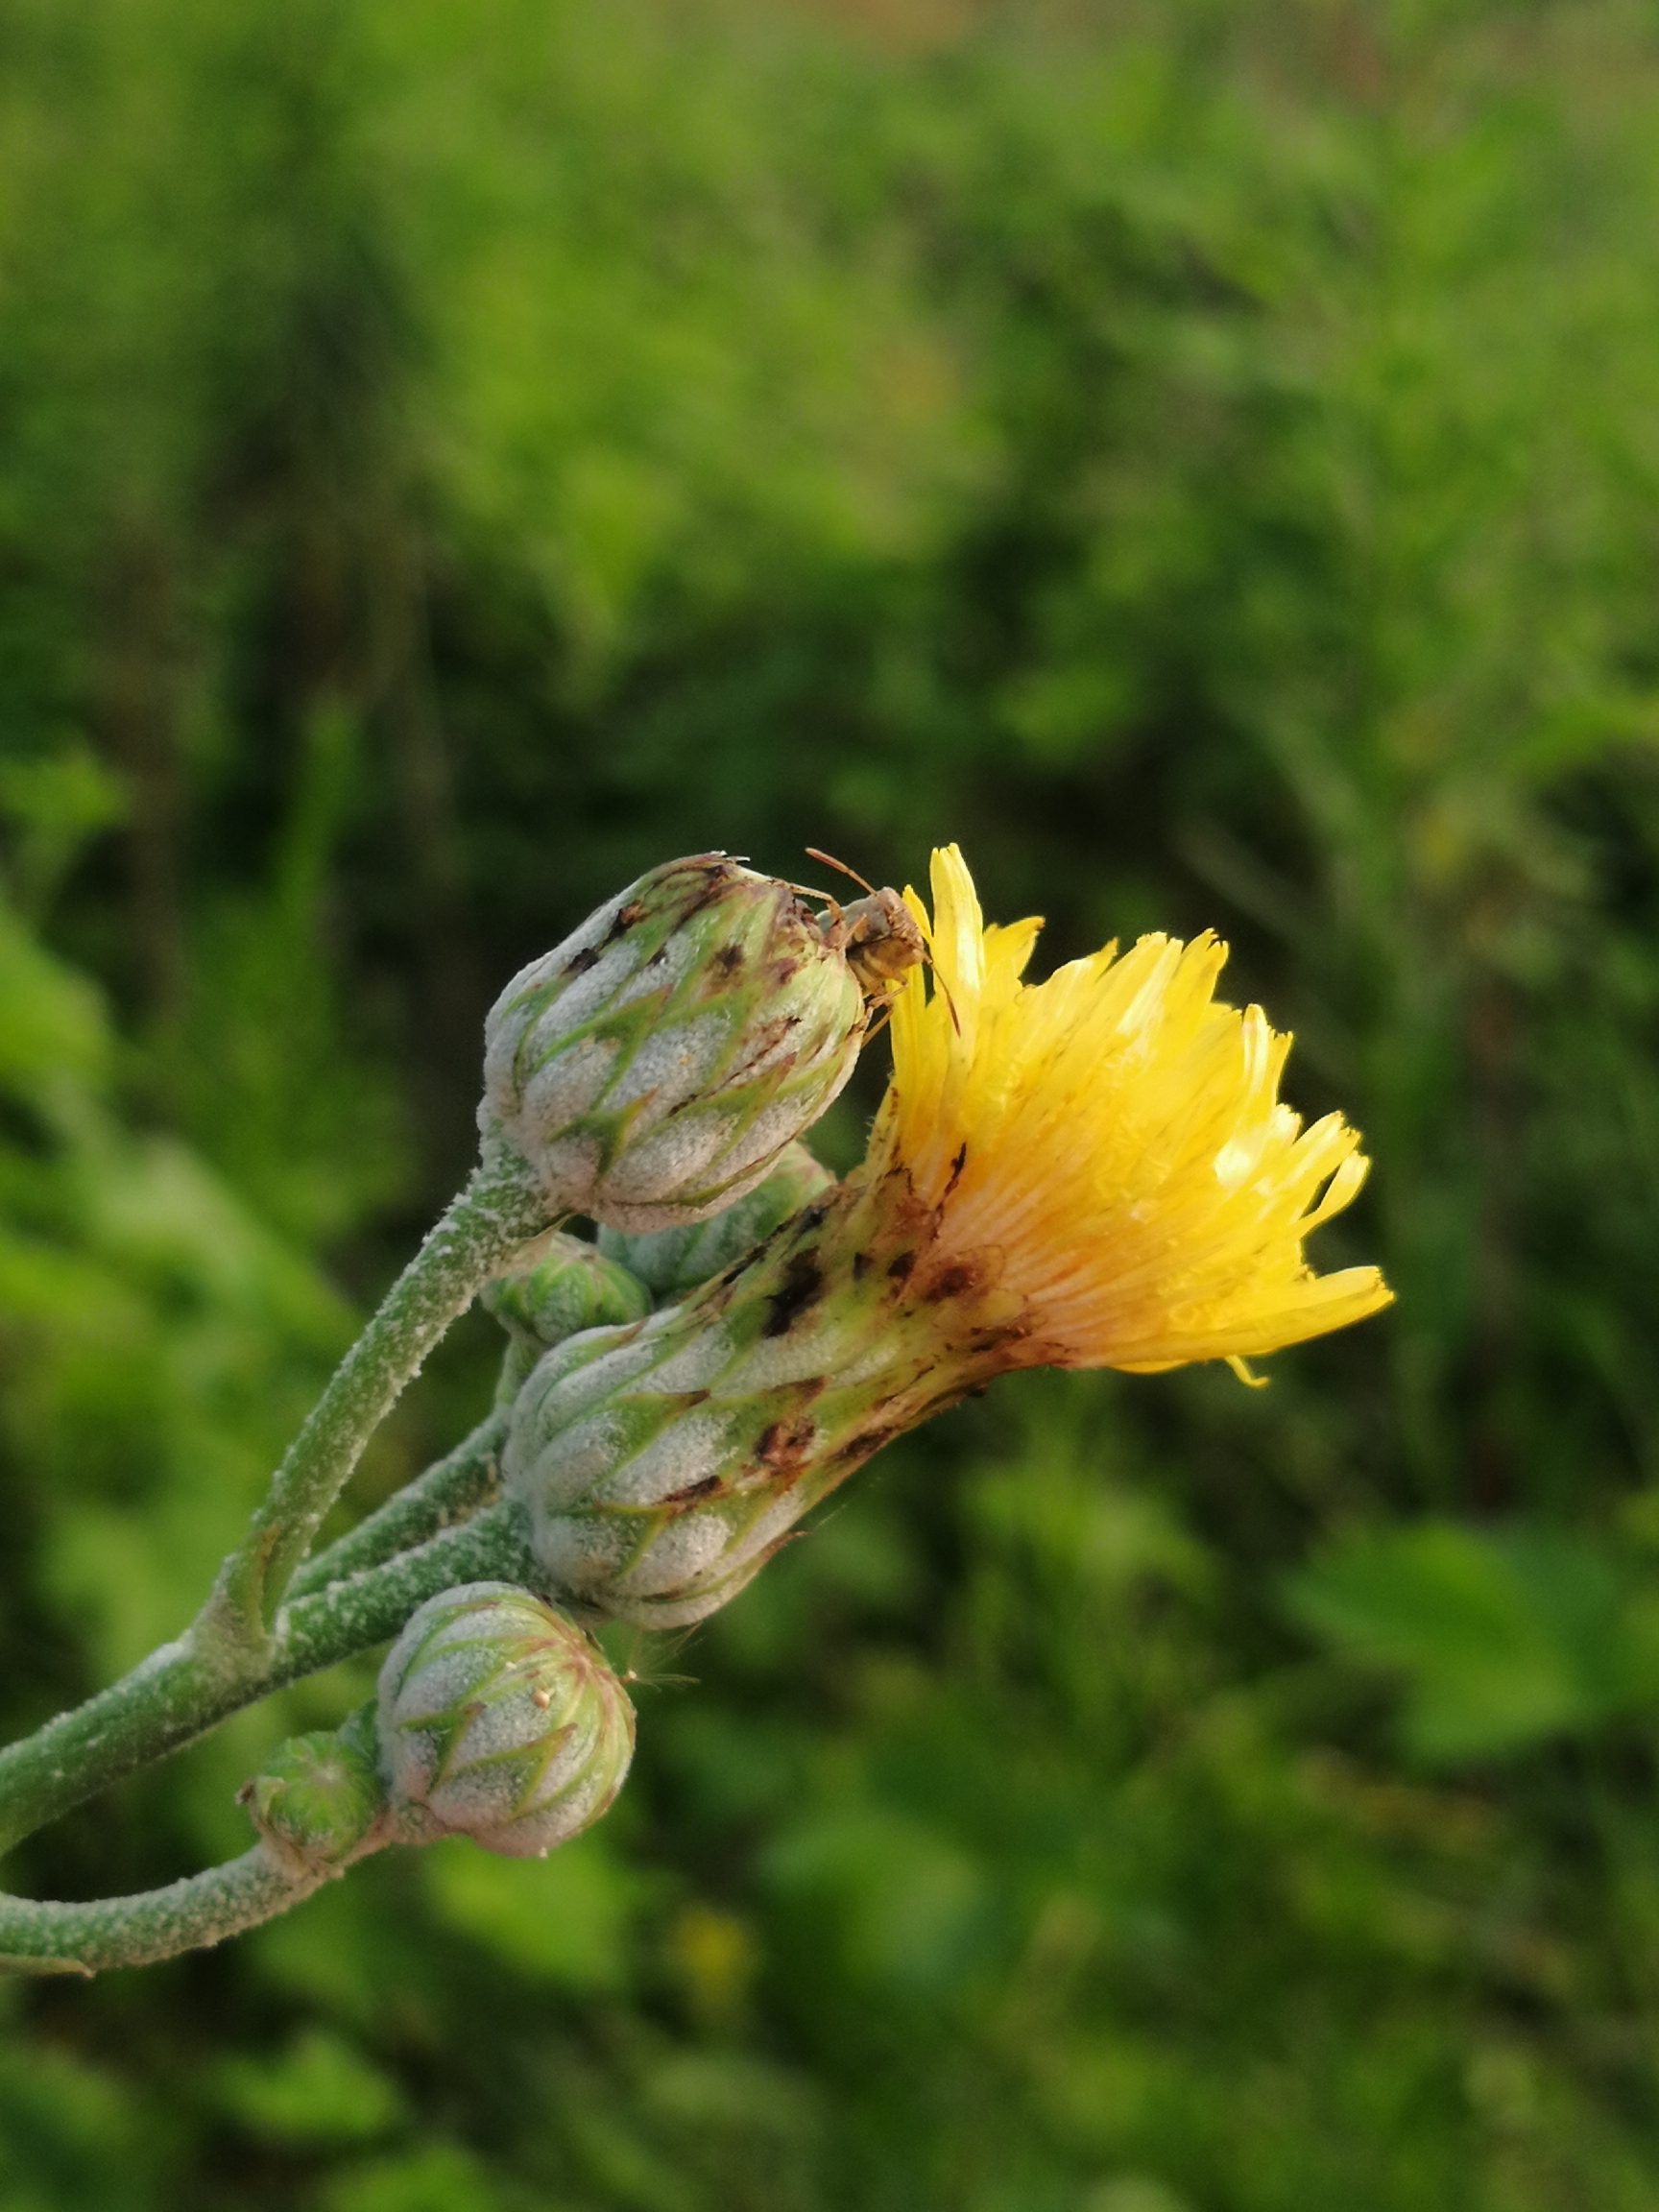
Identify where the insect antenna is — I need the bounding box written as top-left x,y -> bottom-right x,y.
805,846 -> 878,897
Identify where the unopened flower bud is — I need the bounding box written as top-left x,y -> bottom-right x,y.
501,1184 -> 915,1629
239,1706 -> 387,1875
479,854 -> 866,1232
377,1582 -> 634,1858
484,1234 -> 653,1399
502,1165 -> 1021,1628
597,1141 -> 834,1302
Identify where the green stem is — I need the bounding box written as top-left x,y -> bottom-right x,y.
0,1503 -> 540,1858
289,1408 -> 509,1600
199,1160 -> 551,1653
0,1844 -> 334,1977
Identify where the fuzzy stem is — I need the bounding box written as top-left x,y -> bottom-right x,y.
197,1159 -> 551,1657
0,1503 -> 540,1858
0,1844 -> 334,1977
289,1409 -> 509,1600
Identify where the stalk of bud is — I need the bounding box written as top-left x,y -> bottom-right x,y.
484,1234 -> 653,1399
480,854 -> 867,1232
238,1706 -> 388,1877
503,1168 -> 1022,1627
597,1140 -> 834,1302
377,1583 -> 635,1857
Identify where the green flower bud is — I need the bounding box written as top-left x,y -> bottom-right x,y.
486,1235 -> 654,1345
239,1707 -> 387,1876
378,1582 -> 635,1858
503,1178 -> 972,1628
597,1141 -> 834,1302
484,1234 -> 653,1399
479,854 -> 866,1233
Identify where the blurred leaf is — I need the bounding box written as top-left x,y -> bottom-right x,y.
318,2142 -> 505,2212
0,2037 -> 175,2212
0,740 -> 125,924
213,2027 -> 404,2149
421,1830 -> 650,1993
763,1806 -> 992,2000
1287,1522 -> 1659,1761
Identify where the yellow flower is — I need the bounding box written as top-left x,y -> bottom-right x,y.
871,845 -> 1391,1375
503,847 -> 1394,1627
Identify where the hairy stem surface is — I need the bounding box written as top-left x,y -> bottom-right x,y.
0,1503 -> 540,1857
0,1844 -> 331,1976
200,1161 -> 551,1652
290,1409 -> 509,1600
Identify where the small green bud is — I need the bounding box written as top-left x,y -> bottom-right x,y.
479,854 -> 866,1233
378,1582 -> 635,1858
484,1234 -> 653,1399
239,1707 -> 387,1875
486,1235 -> 654,1344
597,1141 -> 834,1302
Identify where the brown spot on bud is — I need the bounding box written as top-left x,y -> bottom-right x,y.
665,1474 -> 725,1507
603,899 -> 648,945
565,946 -> 600,976
764,1248 -> 824,1337
945,1142 -> 968,1194
886,1250 -> 915,1281
680,872 -> 736,922
757,1418 -> 816,1469
925,1263 -> 977,1303
715,944 -> 744,975
833,1425 -> 897,1468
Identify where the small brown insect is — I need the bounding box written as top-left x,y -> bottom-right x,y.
795,849 -> 958,1033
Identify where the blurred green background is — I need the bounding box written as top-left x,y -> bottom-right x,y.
5,0 -> 1659,2203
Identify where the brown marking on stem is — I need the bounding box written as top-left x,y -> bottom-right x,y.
565,946 -> 600,976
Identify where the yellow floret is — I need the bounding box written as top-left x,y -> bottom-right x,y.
870,845 -> 1392,1374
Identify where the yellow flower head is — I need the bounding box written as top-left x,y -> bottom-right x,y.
868,846 -> 1392,1375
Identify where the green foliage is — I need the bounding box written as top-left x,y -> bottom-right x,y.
7,0 -> 1659,2204
1289,1521 -> 1659,1762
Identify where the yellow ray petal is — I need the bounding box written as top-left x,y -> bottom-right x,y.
868,847 -> 1393,1375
